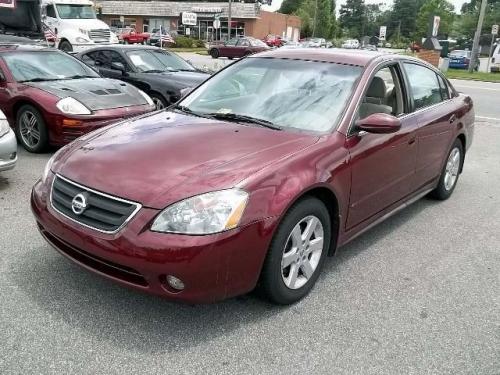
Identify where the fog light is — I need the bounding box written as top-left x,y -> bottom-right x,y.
166,275 -> 185,291
9,152 -> 16,160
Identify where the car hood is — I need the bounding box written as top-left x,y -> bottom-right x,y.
61,19 -> 110,31
54,111 -> 319,209
144,70 -> 210,87
26,78 -> 147,110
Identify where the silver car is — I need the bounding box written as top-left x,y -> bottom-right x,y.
0,109 -> 17,172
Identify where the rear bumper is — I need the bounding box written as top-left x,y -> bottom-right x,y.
0,129 -> 17,172
31,175 -> 277,303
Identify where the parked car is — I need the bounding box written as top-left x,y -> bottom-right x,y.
490,44 -> 500,73
448,50 -> 472,69
263,34 -> 283,48
32,49 -> 474,304
304,38 -> 326,48
342,39 -> 360,49
360,44 -> 377,51
209,37 -> 270,59
120,28 -> 149,44
0,45 -> 155,152
76,45 -> 210,109
280,41 -> 303,49
0,109 -> 17,172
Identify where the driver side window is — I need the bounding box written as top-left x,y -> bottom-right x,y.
358,65 -> 404,120
46,5 -> 57,18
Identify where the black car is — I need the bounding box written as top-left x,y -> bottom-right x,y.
76,45 -> 210,109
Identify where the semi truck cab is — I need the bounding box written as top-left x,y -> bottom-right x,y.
41,0 -> 118,52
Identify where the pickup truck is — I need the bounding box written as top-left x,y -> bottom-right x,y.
119,28 -> 149,44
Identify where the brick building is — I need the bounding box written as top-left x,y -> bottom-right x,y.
97,1 -> 301,42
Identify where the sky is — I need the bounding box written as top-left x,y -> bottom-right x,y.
263,0 -> 468,14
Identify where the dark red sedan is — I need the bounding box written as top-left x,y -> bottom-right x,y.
209,37 -> 270,59
0,45 -> 155,152
31,49 -> 474,304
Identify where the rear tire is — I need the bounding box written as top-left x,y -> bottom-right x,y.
149,93 -> 168,110
429,139 -> 464,200
16,105 -> 48,153
258,197 -> 331,305
210,48 -> 219,59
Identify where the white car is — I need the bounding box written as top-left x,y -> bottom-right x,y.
342,39 -> 360,49
0,110 -> 17,172
491,44 -> 500,73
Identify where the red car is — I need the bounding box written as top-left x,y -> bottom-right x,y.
264,34 -> 283,47
32,49 -> 474,304
209,37 -> 270,59
120,28 -> 150,44
0,45 -> 155,152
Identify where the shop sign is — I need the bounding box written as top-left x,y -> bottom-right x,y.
181,12 -> 197,26
192,7 -> 222,13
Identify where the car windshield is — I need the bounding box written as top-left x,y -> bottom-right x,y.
56,4 -> 96,19
126,49 -> 195,72
3,51 -> 99,82
179,57 -> 362,133
450,50 -> 469,58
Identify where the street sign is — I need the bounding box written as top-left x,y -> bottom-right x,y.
379,26 -> 387,41
185,27 -> 191,36
493,24 -> 499,35
432,16 -> 441,37
181,12 -> 197,26
213,20 -> 221,29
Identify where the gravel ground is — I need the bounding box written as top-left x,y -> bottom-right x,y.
0,118 -> 499,374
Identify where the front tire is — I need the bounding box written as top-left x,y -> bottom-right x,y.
58,40 -> 73,52
149,93 -> 168,110
429,139 -> 464,200
16,105 -> 48,153
258,197 -> 331,305
210,48 -> 219,59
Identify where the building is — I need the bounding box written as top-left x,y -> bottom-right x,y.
97,1 -> 301,42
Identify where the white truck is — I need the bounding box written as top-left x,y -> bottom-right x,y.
0,0 -> 118,52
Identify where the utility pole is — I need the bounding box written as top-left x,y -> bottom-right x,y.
228,0 -> 232,41
469,0 -> 488,73
312,0 -> 318,37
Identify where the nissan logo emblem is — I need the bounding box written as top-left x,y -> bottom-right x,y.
71,193 -> 89,215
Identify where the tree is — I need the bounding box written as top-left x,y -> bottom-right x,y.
416,0 -> 455,38
289,0 -> 336,39
455,0 -> 500,39
390,0 -> 425,38
339,0 -> 365,37
279,0 -> 303,14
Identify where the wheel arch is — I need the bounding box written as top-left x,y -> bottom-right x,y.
456,132 -> 466,173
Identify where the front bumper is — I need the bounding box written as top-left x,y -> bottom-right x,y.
0,129 -> 17,172
31,175 -> 277,303
49,104 -> 154,146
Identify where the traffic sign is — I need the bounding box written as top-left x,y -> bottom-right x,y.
379,26 -> 387,41
493,24 -> 499,35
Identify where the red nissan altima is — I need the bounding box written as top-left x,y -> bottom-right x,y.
31,49 -> 474,304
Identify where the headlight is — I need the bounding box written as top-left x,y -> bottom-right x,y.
75,37 -> 91,44
138,90 -> 154,107
41,147 -> 63,183
56,97 -> 91,115
0,112 -> 10,138
151,189 -> 249,235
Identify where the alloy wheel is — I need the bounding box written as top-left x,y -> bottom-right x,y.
281,215 -> 324,290
152,97 -> 165,110
19,111 -> 41,149
444,147 -> 461,191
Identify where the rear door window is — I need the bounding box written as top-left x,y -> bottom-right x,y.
403,63 -> 443,110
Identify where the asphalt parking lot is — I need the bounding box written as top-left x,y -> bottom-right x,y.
1,88 -> 500,374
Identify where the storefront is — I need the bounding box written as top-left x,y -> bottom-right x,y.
98,1 -> 301,41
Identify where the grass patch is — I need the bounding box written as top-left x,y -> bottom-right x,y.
446,69 -> 500,82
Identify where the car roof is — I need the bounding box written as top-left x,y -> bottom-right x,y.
77,45 -> 163,54
253,48 -> 399,67
0,44 -> 55,53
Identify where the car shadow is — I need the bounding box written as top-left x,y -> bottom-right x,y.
0,174 -> 10,191
13,196 -> 435,354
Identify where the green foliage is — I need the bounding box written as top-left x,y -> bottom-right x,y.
339,0 -> 365,38
279,0 -> 303,14
454,0 -> 500,40
416,0 -> 455,38
390,0 -> 425,39
172,36 -> 205,48
289,0 -> 336,39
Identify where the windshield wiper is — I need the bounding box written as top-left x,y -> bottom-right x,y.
172,105 -> 210,118
205,113 -> 282,130
65,74 -> 97,80
19,77 -> 62,83
143,68 -> 179,73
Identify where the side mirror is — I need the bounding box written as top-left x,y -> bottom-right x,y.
355,113 -> 401,134
110,62 -> 125,73
0,71 -> 5,82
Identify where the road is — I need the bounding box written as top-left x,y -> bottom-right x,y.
450,79 -> 500,121
1,72 -> 500,374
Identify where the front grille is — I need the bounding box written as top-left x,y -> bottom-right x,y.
51,175 -> 141,233
89,29 -> 110,42
38,223 -> 148,287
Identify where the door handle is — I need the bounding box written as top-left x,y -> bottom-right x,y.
408,137 -> 416,145
449,114 -> 457,124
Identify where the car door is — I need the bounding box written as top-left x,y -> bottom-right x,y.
235,39 -> 250,57
402,62 -> 455,187
42,4 -> 59,35
96,50 -> 131,80
346,63 -> 419,229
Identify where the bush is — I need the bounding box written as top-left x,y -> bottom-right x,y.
171,37 -> 206,49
